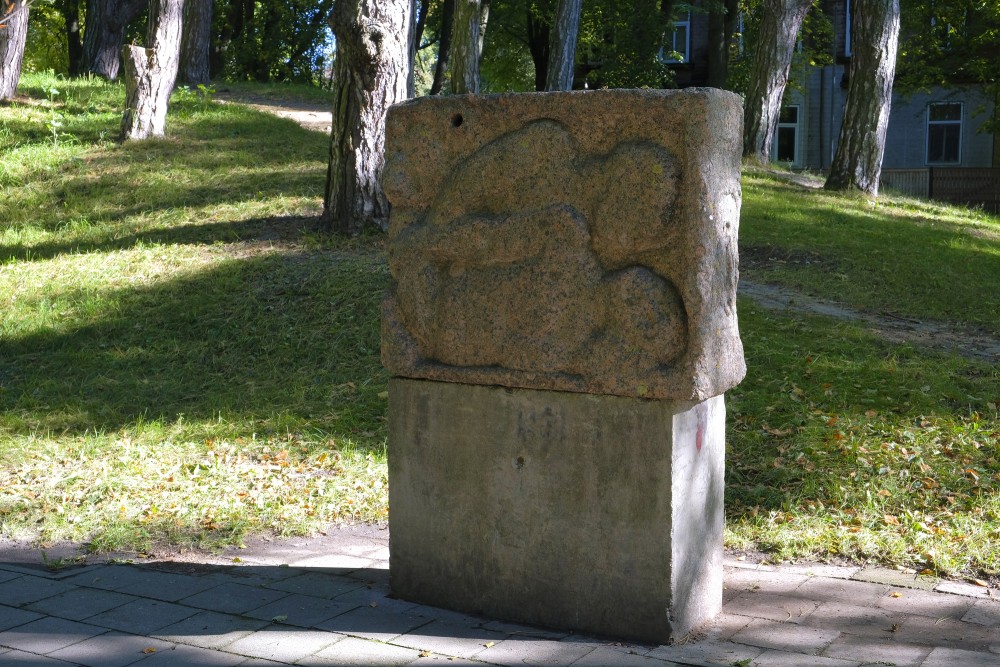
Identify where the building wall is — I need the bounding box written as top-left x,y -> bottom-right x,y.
882,88 -> 995,168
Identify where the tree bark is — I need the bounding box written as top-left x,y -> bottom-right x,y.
178,0 -> 211,85
82,0 -> 149,80
707,0 -> 738,89
450,0 -> 480,94
545,0 -> 581,91
323,0 -> 412,234
825,0 -> 900,195
742,0 -> 813,161
430,0 -> 454,94
57,0 -> 84,77
120,0 -> 185,141
0,0 -> 29,100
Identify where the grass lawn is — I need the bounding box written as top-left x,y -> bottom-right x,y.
2,74 -> 999,581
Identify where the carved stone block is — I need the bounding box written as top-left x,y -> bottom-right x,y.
382,88 -> 745,401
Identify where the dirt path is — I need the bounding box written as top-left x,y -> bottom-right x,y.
221,95 -> 999,364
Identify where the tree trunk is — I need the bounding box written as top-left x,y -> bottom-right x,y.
57,0 -> 84,77
323,0 -> 412,234
545,0 -> 581,91
742,0 -> 813,161
120,0 -> 185,141
178,0 -> 211,85
82,0 -> 149,80
430,0 -> 454,94
824,0 -> 900,195
706,0 -> 738,89
526,7 -> 549,92
0,0 -> 29,100
450,0 -> 480,94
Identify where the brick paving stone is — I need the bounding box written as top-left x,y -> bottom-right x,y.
134,643 -> 247,666
111,569 -> 221,603
244,593 -> 356,628
398,604 -> 486,626
393,619 -> 506,660
264,572 -> 366,600
730,618 -> 840,654
746,648 -> 858,666
309,636 -> 421,666
25,587 -> 137,621
723,567 -> 809,596
222,626 -> 342,663
0,576 -> 77,607
819,633 -> 931,667
0,648 -> 79,665
875,586 -> 976,620
571,645 -> 673,666
315,605 -> 431,642
792,576 -> 889,607
331,586 -> 419,614
921,646 -> 1000,667
0,573 -> 20,585
649,639 -> 763,665
63,566 -> 162,592
47,631 -> 173,667
963,599 -> 1000,627
802,601 -> 903,638
0,605 -> 42,632
935,581 -> 993,599
85,598 -> 199,635
852,567 -> 939,591
475,637 -> 595,666
177,582 -> 289,615
725,591 -> 821,623
697,613 -> 754,642
205,566 -> 304,588
152,611 -> 268,649
0,616 -> 105,654
778,563 -> 860,580
889,614 -> 999,652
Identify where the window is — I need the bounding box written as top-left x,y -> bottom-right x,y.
773,106 -> 800,165
926,102 -> 962,164
661,11 -> 691,63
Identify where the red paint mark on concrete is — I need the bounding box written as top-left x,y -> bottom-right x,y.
695,403 -> 707,452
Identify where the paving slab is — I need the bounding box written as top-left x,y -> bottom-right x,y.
722,567 -> 809,596
0,605 -> 43,633
244,593 -> 357,628
475,636 -> 596,666
962,599 -> 1000,627
152,611 -> 269,649
263,571 -> 367,600
309,636 -> 422,666
791,576 -> 889,607
852,567 -> 940,591
221,626 -> 342,663
0,576 -> 77,607
110,568 -> 221,603
84,598 -> 199,635
204,566 -> 304,588
773,562 -> 860,580
24,587 -> 137,621
889,614 -> 999,652
819,633 -> 931,667
177,582 -> 289,615
746,648 -> 858,666
875,586 -> 976,620
0,616 -> 105,654
392,619 -> 507,660
725,591 -> 820,623
315,605 -> 432,642
572,645 -> 678,666
649,638 -> 763,665
729,617 -> 840,654
801,601 -> 903,638
46,631 -> 173,667
934,580 -> 994,599
0,648 -> 79,665
0,572 -> 21,585
921,646 -> 1000,667
134,643 -> 247,666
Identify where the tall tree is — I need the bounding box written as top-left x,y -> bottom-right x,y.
706,0 -> 739,89
742,0 -> 813,161
81,0 -> 148,80
430,0 -> 455,93
323,0 -> 413,234
450,0 -> 481,93
825,0 -> 900,194
120,0 -> 185,141
56,0 -> 84,76
0,0 -> 29,100
545,0 -> 581,90
178,0 -> 210,85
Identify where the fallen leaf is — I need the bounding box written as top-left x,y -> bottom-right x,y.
973,579 -> 989,587
877,489 -> 891,497
884,514 -> 901,526
889,623 -> 901,632
483,641 -> 495,648
378,391 -> 389,400
865,409 -> 878,417
368,601 -> 378,608
418,650 -> 431,658
142,648 -> 157,654
890,592 -> 903,598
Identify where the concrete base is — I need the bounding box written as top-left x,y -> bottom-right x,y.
388,378 -> 725,643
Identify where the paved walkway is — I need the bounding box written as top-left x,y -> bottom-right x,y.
1,526 -> 997,666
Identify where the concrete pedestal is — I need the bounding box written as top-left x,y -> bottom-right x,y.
388,378 -> 726,643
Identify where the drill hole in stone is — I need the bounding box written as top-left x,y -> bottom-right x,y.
451,113 -> 464,128
514,456 -> 525,469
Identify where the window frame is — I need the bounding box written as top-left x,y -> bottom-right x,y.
772,105 -> 801,167
925,101 -> 963,165
661,11 -> 692,64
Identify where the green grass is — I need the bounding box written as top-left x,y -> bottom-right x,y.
1,74 -> 999,581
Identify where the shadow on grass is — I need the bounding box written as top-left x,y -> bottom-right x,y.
0,246 -> 389,445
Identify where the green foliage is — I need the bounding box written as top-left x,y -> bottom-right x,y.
24,3 -> 70,74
